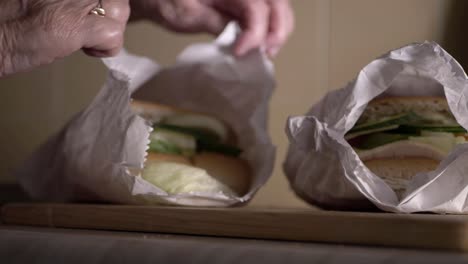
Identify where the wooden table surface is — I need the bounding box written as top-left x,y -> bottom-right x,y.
3,203 -> 468,252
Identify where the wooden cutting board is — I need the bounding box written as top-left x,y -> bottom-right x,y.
2,203 -> 468,251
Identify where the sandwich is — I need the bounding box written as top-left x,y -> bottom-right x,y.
346,96 -> 467,196
131,100 -> 251,198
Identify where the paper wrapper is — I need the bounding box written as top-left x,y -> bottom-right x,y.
17,24 -> 276,207
284,42 -> 468,213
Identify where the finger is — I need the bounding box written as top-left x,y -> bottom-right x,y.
196,6 -> 230,35
154,1 -> 229,35
231,0 -> 270,57
0,0 -> 26,23
82,16 -> 125,57
82,46 -> 121,57
81,0 -> 129,57
100,0 -> 130,23
266,0 -> 294,57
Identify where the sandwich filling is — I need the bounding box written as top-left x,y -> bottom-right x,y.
149,113 -> 241,158
346,97 -> 467,196
132,101 -> 249,198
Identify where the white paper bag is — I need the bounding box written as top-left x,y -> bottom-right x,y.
284,42 -> 468,213
17,24 -> 276,207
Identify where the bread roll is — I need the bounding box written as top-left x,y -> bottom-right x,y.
193,152 -> 251,196
131,101 -> 179,123
364,158 -> 439,197
146,153 -> 191,165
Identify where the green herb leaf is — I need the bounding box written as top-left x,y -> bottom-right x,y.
155,124 -> 221,143
148,140 -> 182,155
197,140 -> 242,157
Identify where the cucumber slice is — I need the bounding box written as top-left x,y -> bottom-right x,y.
150,124 -> 242,157
354,133 -> 409,150
163,114 -> 228,143
345,124 -> 399,140
348,112 -> 421,135
149,140 -> 182,155
149,128 -> 196,156
153,124 -> 243,157
396,124 -> 467,134
156,124 -> 220,143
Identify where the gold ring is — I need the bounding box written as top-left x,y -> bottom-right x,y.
90,0 -> 106,17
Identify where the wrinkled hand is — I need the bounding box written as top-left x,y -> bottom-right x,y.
130,0 -> 294,57
0,0 -> 130,77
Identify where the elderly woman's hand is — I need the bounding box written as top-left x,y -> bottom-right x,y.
0,0 -> 130,77
130,0 -> 294,57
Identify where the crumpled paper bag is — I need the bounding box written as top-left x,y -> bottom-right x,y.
17,24 -> 276,207
284,42 -> 468,213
